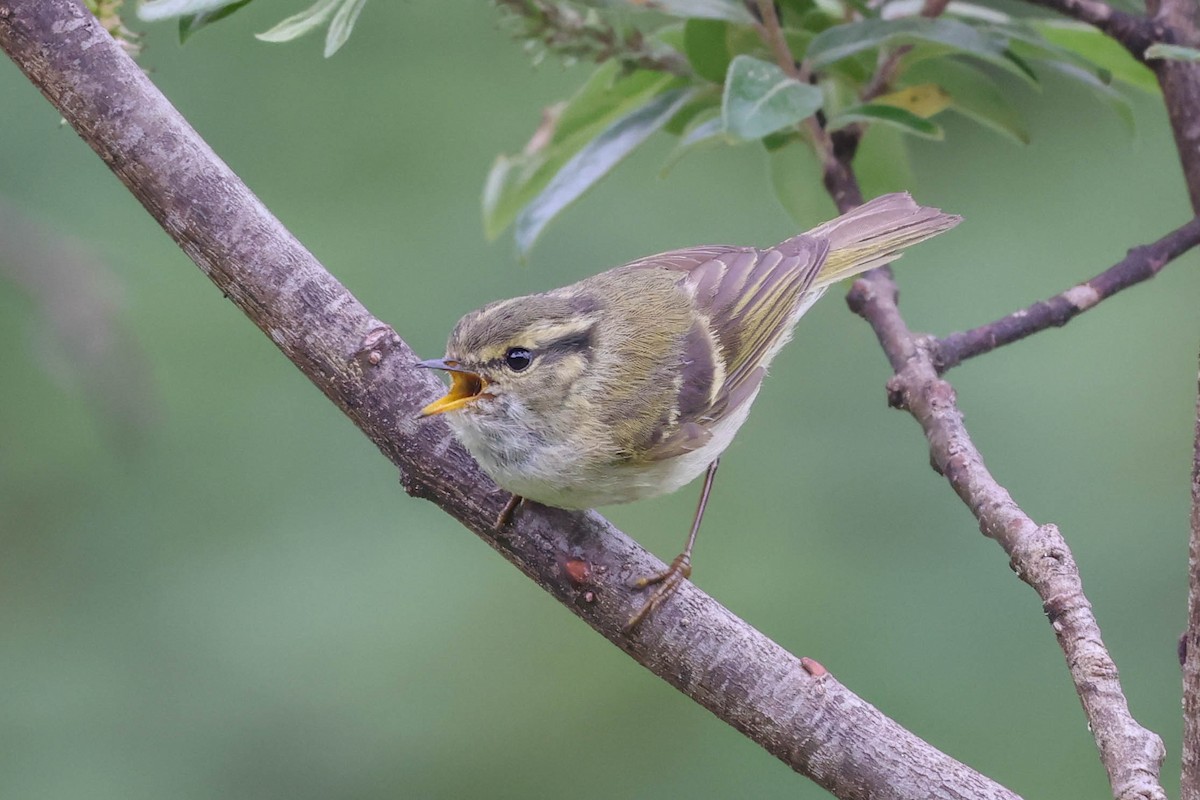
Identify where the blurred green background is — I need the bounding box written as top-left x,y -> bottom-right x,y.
1,3 -> 1197,798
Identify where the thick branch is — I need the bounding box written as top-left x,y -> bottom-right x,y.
820,149 -> 1166,799
1184,358 -> 1200,800
0,2 -> 1020,798
934,215 -> 1200,371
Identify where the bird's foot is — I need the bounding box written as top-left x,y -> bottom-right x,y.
625,554 -> 691,632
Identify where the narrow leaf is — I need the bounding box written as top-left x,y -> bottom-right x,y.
179,0 -> 254,43
608,0 -> 755,23
255,0 -> 339,43
139,0 -> 236,21
684,18 -> 731,83
855,125 -> 916,197
482,65 -> 680,240
664,88 -> 721,136
722,55 -> 824,140
324,0 -> 367,57
807,18 -> 1032,83
1146,43 -> 1200,62
873,83 -> 952,118
514,88 -> 696,255
768,141 -> 836,228
1033,20 -> 1157,93
905,57 -> 1029,144
882,0 -> 1011,24
828,103 -> 944,139
661,113 -> 729,176
1036,59 -> 1134,135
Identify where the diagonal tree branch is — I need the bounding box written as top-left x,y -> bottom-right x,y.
934,215 -> 1200,371
0,1 -> 1021,798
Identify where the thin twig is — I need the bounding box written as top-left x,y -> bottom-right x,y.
861,0 -> 950,101
496,0 -> 692,75
0,3 -> 1021,798
934,215 -> 1200,371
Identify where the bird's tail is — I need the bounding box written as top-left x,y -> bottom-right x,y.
807,192 -> 961,289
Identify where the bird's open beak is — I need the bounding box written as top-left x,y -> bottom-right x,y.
416,358 -> 488,417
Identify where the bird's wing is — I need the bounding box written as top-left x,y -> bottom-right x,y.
618,238 -> 828,461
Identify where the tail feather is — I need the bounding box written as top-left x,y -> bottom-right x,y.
802,192 -> 961,288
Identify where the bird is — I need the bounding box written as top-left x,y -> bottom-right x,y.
417,193 -> 960,628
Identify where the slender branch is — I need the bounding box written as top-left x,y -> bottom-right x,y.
495,0 -> 692,76
1184,358 -> 1200,800
0,2 -> 1021,798
861,0 -> 951,101
934,215 -> 1200,371
815,122 -> 1168,800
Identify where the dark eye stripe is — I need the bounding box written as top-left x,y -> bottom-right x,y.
543,327 -> 594,356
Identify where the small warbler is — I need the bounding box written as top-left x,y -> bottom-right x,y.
418,193 -> 960,628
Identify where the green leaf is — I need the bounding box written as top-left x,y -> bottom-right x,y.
514,88 -> 697,255
828,103 -> 944,139
722,55 -> 824,140
807,18 -> 1033,84
324,0 -> 367,57
663,88 -> 721,135
873,83 -> 952,117
139,0 -> 239,21
661,113 -> 730,175
483,65 -> 680,240
684,19 -> 732,83
882,0 -> 1012,24
993,22 -> 1118,86
255,0 -> 340,43
904,56 -> 1029,144
768,141 -> 836,228
1146,43 -> 1200,62
1032,20 -> 1157,93
1037,59 -> 1134,135
178,0 -> 254,43
606,0 -> 755,23
855,125 -> 916,197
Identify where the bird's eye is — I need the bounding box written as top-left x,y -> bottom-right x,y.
505,347 -> 533,372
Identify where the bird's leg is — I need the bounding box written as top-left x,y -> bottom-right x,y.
495,494 -> 525,528
626,459 -> 719,631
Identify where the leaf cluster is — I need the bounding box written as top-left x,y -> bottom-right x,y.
481,0 -> 1159,253
137,0 -> 367,56
129,0 -> 1178,253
